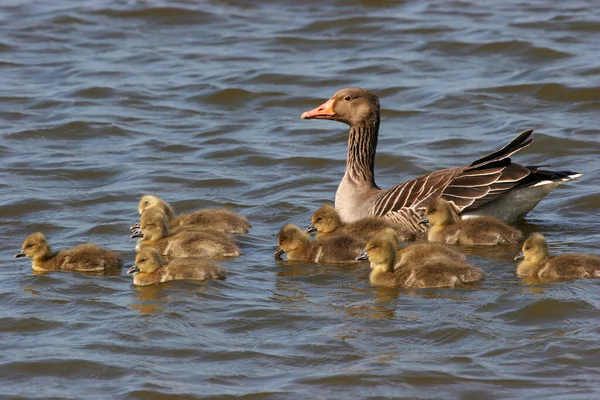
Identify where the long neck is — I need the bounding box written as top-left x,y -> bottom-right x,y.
346,119 -> 379,187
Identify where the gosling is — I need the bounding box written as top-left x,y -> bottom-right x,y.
420,197 -> 523,245
275,223 -> 364,264
307,204 -> 416,242
358,230 -> 483,288
133,194 -> 251,234
127,247 -> 226,286
14,232 -> 123,272
133,208 -> 241,258
515,233 -> 600,279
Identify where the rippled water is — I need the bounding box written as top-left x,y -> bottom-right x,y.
1,0 -> 599,398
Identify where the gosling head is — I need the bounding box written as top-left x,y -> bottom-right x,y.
301,88 -> 380,127
275,224 -> 310,259
419,197 -> 460,227
515,233 -> 550,262
307,205 -> 342,234
133,208 -> 170,241
127,247 -> 167,275
138,194 -> 174,219
15,232 -> 52,260
357,230 -> 398,272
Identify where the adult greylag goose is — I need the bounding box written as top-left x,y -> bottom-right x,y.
514,233 -> 600,279
14,232 -> 123,272
420,197 -> 523,245
301,88 -> 581,232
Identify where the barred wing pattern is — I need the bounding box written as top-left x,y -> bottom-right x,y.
373,130 -> 535,231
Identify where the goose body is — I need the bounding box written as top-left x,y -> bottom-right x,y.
515,233 -> 600,279
15,232 -> 123,272
275,223 -> 363,264
134,208 -> 240,258
422,198 -> 523,245
134,194 -> 251,234
302,88 -> 581,232
308,204 -> 416,242
128,247 -> 226,286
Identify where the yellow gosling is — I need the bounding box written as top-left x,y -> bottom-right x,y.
15,232 -> 123,272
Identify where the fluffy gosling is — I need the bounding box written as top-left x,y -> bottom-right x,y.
127,247 -> 226,286
515,233 -> 600,279
358,230 -> 483,288
133,194 -> 251,234
133,208 -> 240,258
420,197 -> 523,245
275,223 -> 364,264
14,232 -> 123,272
307,204 -> 416,242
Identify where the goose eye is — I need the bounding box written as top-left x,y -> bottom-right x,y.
428,208 -> 435,214
316,217 -> 322,222
279,239 -> 285,245
143,201 -> 149,206
369,245 -> 376,250
139,258 -> 147,263
343,95 -> 351,101
26,243 -> 33,248
524,246 -> 531,250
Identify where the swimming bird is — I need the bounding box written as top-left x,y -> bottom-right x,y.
301,88 -> 581,231
357,230 -> 483,288
132,194 -> 251,234
308,204 -> 416,242
275,223 -> 364,264
14,232 -> 123,272
515,233 -> 600,279
133,208 -> 241,258
127,247 -> 226,286
420,197 -> 523,245
357,228 -> 466,270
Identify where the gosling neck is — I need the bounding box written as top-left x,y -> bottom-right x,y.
346,119 -> 379,188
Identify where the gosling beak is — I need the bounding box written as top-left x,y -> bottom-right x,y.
514,251 -> 525,261
127,265 -> 140,274
274,248 -> 284,260
306,224 -> 318,234
418,216 -> 429,225
14,249 -> 26,258
130,229 -> 144,239
356,249 -> 369,261
301,98 -> 336,120
130,222 -> 140,232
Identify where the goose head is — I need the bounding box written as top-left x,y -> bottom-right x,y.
133,208 -> 170,241
420,197 -> 460,227
357,229 -> 398,272
308,204 -> 342,234
15,232 -> 52,260
275,224 -> 310,259
301,88 -> 380,127
128,247 -> 167,275
138,194 -> 174,219
515,233 -> 550,262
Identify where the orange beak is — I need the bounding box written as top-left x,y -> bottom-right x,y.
301,99 -> 336,120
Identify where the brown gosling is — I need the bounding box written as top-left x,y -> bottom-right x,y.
133,208 -> 241,258
308,204 -> 416,242
515,233 -> 600,279
358,230 -> 483,288
421,198 -> 523,245
275,223 -> 364,264
14,232 -> 123,272
127,247 -> 226,286
134,194 -> 251,234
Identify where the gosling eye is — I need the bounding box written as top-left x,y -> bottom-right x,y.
428,208 -> 436,214
369,245 -> 376,250
279,239 -> 285,245
25,243 -> 33,248
524,246 -> 531,250
316,217 -> 322,222
143,201 -> 149,206
139,258 -> 147,263
343,95 -> 352,101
